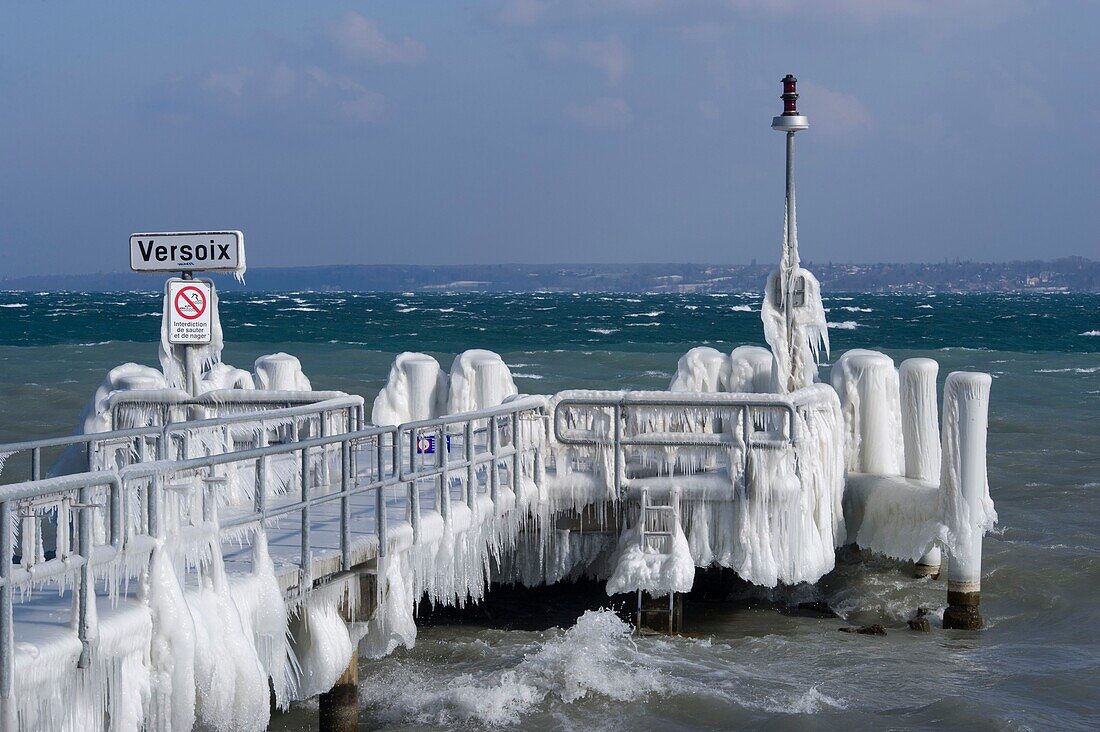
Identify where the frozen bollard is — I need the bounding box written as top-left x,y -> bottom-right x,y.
403,355 -> 445,420
941,371 -> 994,630
726,345 -> 775,393
900,358 -> 942,577
831,350 -> 903,475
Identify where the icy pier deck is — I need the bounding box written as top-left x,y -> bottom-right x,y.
0,361 -> 995,731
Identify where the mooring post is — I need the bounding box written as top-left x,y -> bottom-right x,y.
318,651 -> 358,732
900,358 -> 943,578
942,372 -> 992,630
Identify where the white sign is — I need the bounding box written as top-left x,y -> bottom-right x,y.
167,280 -> 212,344
131,231 -> 243,273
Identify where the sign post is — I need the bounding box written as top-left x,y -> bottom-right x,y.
130,230 -> 244,395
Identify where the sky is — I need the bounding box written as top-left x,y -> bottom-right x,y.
0,1 -> 1097,277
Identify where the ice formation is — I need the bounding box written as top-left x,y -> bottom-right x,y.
726,345 -> 774,393
831,349 -> 904,475
899,358 -> 940,483
254,353 -> 312,391
939,372 -> 996,569
371,352 -> 448,426
159,285 -> 225,393
669,347 -> 728,392
606,503 -> 695,596
445,350 -> 517,414
761,268 -> 829,393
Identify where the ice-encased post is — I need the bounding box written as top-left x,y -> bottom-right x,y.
771,74 -> 810,393
900,358 -> 942,577
942,372 -> 992,630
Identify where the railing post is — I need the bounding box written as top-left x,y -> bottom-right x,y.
465,421 -> 476,510
254,431 -> 268,516
438,427 -> 450,524
148,474 -> 161,540
407,428 -> 421,544
613,404 -> 623,498
300,443 -> 312,589
489,417 -> 499,505
376,438 -> 387,558
0,500 -> 13,729
320,416 -> 331,488
30,448 -> 40,482
76,484 -> 94,669
511,412 -> 522,505
340,439 -> 351,572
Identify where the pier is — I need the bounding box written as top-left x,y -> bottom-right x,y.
0,75 -> 997,730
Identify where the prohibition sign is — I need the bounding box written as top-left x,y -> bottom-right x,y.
174,285 -> 207,320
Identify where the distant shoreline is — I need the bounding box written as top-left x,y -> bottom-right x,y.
2,258 -> 1097,293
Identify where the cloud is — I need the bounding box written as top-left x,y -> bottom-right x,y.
197,62 -> 385,123
564,96 -> 631,129
543,35 -> 631,85
799,81 -> 873,138
499,0 -> 548,26
333,12 -> 426,65
724,0 -> 1023,24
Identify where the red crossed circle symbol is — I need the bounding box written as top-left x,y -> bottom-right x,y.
174,285 -> 207,321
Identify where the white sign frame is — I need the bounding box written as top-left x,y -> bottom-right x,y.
166,278 -> 213,345
131,231 -> 243,273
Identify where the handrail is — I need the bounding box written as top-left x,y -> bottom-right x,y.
553,390 -> 799,446
0,394 -> 549,720
0,393 -> 364,484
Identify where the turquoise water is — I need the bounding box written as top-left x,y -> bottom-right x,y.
1,289 -> 1098,730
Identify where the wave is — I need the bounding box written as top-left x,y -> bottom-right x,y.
729,305 -> 754,312
587,328 -> 619,335
359,610 -> 665,727
0,303 -> 28,308
1080,330 -> 1100,337
828,321 -> 861,330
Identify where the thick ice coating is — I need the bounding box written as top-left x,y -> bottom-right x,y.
669,347 -> 729,393
831,349 -> 904,475
446,349 -> 517,414
372,352 -> 448,426
761,268 -> 829,393
159,283 -> 225,393
254,353 -> 312,391
899,358 -> 940,483
726,345 -> 774,393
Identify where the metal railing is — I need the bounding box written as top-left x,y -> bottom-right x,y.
0,395 -> 549,723
0,393 -> 364,485
553,386 -> 835,496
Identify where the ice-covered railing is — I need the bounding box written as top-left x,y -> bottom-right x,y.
107,388 -> 353,428
0,395 -> 553,727
551,386 -> 846,587
396,395 -> 548,544
552,387 -> 836,495
0,392 -> 363,485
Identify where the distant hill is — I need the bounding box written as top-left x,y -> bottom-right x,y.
2,258 -> 1098,293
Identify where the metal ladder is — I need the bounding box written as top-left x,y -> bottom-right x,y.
635,487 -> 682,635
